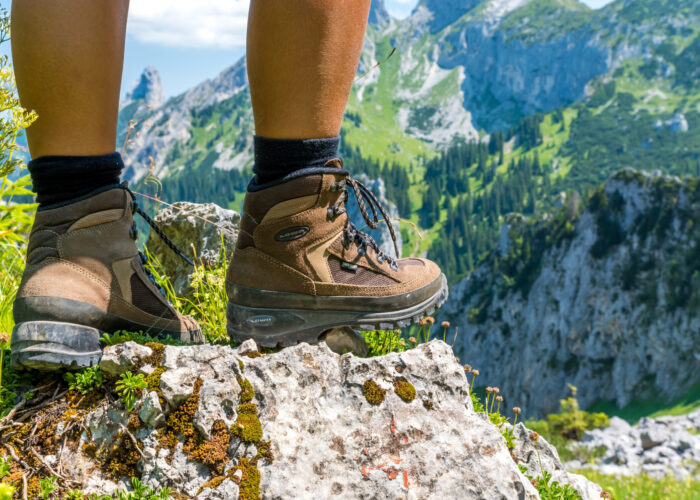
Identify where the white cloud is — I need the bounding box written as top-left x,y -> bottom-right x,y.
128,0 -> 249,49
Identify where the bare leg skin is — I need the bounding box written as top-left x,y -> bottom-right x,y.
247,0 -> 372,139
12,0 -> 130,158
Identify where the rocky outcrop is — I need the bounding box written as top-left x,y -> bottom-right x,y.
571,411 -> 700,479
2,339 -> 603,498
440,169 -> 700,418
146,202 -> 240,296
124,66 -> 165,109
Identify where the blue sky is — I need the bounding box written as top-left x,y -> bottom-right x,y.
2,0 -> 615,99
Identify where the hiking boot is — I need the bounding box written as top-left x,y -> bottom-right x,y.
11,185 -> 203,371
226,160 -> 448,349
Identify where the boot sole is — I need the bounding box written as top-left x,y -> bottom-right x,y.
10,321 -> 102,371
11,297 -> 203,371
226,273 -> 449,348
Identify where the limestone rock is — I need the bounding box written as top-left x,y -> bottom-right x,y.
441,170 -> 700,417
52,341 -> 599,498
139,391 -> 165,428
573,409 -> 700,479
99,341 -> 153,378
146,202 -> 240,297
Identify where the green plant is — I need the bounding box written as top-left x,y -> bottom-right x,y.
64,365 -> 104,395
0,483 -> 14,500
39,476 -> 58,500
116,371 -> 147,411
88,477 -> 171,500
63,490 -> 86,500
100,330 -> 185,347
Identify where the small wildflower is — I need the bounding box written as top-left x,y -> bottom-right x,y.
408,337 -> 417,344
486,387 -> 493,394
472,370 -> 479,376
463,364 -> 472,373
418,319 -> 427,326
0,332 -> 9,345
530,479 -> 539,488
600,492 -> 612,499
496,396 -> 503,402
394,329 -> 401,334
529,432 -> 540,442
425,317 -> 435,325
492,387 -> 500,394
513,407 -> 521,414
513,406 -> 521,426
441,321 -> 450,328
399,339 -> 406,347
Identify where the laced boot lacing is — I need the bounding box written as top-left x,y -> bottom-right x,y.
328,176 -> 400,271
122,184 -> 194,298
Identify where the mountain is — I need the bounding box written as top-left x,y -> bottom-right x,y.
440,169 -> 700,417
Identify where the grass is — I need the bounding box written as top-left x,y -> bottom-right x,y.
590,383 -> 700,424
575,470 -> 700,500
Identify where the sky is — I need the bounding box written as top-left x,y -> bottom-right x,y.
2,0 -> 615,99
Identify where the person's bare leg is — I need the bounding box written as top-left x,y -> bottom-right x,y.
226,1 -> 447,354
247,0 -> 371,139
12,0 -> 129,158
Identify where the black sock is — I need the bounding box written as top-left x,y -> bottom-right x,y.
28,152 -> 124,207
252,135 -> 340,186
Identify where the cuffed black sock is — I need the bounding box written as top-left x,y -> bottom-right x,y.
28,152 -> 124,207
252,135 -> 340,186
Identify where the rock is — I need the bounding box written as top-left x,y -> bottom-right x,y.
124,66 -> 165,108
49,341 -> 599,497
441,170 -> 700,417
100,341 -> 153,378
571,409 -> 700,479
512,424 -> 603,500
139,391 -> 165,428
236,339 -> 258,355
146,202 -> 240,297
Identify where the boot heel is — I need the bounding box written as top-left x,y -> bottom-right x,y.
226,301 -> 338,348
10,321 -> 102,371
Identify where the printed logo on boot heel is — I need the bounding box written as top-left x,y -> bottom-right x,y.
246,315 -> 275,327
274,226 -> 310,242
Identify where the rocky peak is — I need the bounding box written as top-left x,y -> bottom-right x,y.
124,66 -> 164,108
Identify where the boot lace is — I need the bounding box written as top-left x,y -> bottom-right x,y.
328,176 -> 400,271
122,185 -> 194,296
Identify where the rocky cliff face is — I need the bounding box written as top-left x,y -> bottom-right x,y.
1,339 -> 602,498
440,169 -> 700,418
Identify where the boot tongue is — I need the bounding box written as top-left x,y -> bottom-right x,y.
324,158 -> 344,169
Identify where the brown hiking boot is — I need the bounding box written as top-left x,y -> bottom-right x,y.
11,186 -> 203,371
226,159 -> 448,349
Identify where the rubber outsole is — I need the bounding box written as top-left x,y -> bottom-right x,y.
10,321 -> 102,371
227,273 -> 449,348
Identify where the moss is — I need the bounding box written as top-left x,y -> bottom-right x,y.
144,342 -> 165,366
233,457 -> 261,500
164,378 -> 202,439
363,379 -> 386,406
256,440 -> 273,463
105,432 -> 142,478
393,378 -> 416,403
237,376 -> 254,403
241,351 -> 264,359
423,399 -> 434,410
198,475 -> 226,494
26,476 -> 41,499
238,359 -> 245,370
190,420 -> 231,474
231,403 -> 263,444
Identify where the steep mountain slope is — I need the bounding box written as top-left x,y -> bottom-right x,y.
440,169 -> 700,418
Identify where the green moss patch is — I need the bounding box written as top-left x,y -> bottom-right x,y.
233,457 -> 261,500
231,403 -> 263,444
363,379 -> 386,405
237,376 -> 254,403
393,378 -> 416,403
